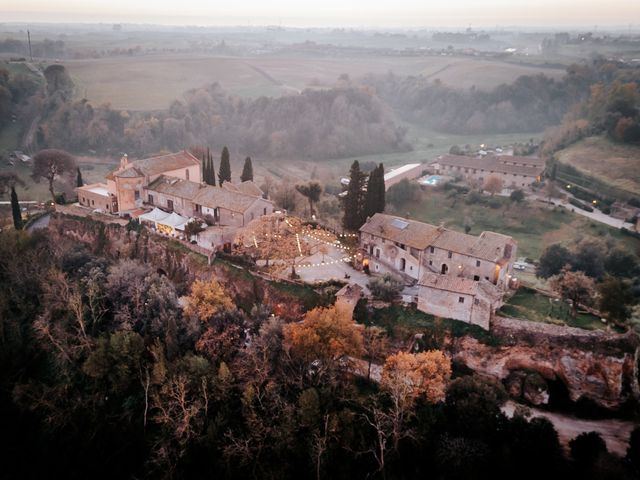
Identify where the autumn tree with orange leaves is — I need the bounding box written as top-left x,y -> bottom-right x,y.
284,305 -> 363,386
184,279 -> 234,322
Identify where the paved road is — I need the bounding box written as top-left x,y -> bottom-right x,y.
503,401 -> 634,456
531,194 -> 635,230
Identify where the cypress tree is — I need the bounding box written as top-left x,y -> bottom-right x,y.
364,167 -> 384,218
10,186 -> 23,230
208,151 -> 216,186
201,153 -> 207,183
240,156 -> 253,182
375,163 -> 386,214
76,167 -> 83,187
219,146 -> 231,186
342,160 -> 367,231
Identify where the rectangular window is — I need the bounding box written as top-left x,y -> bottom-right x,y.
474,275 -> 480,281
375,249 -> 380,259
474,298 -> 480,305
476,260 -> 480,267
134,190 -> 140,200
430,247 -> 435,254
448,251 -> 452,259
458,297 -> 465,303
428,260 -> 433,266
148,194 -> 154,205
167,199 -> 174,211
91,200 -> 94,206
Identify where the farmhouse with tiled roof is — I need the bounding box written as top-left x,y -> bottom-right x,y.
359,213 -> 517,329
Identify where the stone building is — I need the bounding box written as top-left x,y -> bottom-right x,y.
417,272 -> 502,330
359,213 -> 516,328
144,175 -> 274,228
105,151 -> 201,213
431,154 -> 544,189
76,182 -> 118,213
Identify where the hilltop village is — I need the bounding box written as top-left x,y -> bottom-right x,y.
72,149 -> 526,331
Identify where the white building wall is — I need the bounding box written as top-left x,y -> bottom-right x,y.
417,286 -> 492,330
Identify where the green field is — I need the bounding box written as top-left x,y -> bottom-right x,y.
556,136 -> 640,197
500,288 -> 605,330
63,53 -> 565,110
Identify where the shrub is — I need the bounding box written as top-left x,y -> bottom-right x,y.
568,197 -> 594,212
368,273 -> 404,301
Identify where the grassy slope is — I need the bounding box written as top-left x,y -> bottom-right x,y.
500,288 -> 604,330
556,136 -> 640,196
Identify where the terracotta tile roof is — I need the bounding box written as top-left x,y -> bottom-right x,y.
193,186 -> 261,214
222,183 -> 240,193
498,155 -> 546,167
431,229 -> 477,254
360,213 -> 514,262
418,271 -> 500,298
235,181 -> 264,197
436,154 -> 544,177
359,213 -> 442,250
115,167 -> 144,178
146,175 -> 203,200
112,150 -> 200,179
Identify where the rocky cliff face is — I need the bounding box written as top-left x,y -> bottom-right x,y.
452,317 -> 640,411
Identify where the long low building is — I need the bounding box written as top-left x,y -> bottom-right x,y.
145,175 -> 274,228
431,154 -> 545,189
340,163 -> 424,193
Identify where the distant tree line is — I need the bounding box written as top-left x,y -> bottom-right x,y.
361,57 -> 640,140
35,75 -> 411,160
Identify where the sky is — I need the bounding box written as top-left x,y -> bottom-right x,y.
2,0 -> 639,28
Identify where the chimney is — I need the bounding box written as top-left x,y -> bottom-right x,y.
120,153 -> 129,169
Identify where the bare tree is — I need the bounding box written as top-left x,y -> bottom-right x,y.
483,175 -> 503,196
32,149 -> 76,204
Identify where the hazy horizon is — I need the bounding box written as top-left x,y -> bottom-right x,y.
2,0 -> 639,29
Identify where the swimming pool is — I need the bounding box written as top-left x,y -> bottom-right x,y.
419,175 -> 444,186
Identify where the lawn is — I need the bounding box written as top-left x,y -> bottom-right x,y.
500,288 -> 605,330
365,304 -> 500,346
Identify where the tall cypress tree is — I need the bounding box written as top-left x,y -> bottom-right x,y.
202,153 -> 207,183
11,186 -> 23,230
342,160 -> 367,231
219,146 -> 231,186
76,167 -> 83,187
364,167 -> 384,218
210,151 -> 216,186
374,163 -> 386,214
240,156 -> 253,182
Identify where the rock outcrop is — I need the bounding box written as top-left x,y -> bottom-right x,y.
451,316 -> 640,411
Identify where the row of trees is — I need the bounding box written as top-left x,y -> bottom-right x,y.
343,161 -> 386,230
198,146 -> 253,187
1,230 -> 638,479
